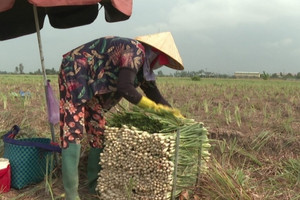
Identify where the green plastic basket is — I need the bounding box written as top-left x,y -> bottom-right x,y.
3,138 -> 53,189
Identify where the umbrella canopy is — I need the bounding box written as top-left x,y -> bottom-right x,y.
0,0 -> 132,40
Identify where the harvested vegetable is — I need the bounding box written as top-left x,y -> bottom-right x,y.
97,125 -> 174,200
97,106 -> 210,199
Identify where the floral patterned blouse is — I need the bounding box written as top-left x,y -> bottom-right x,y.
59,36 -> 148,110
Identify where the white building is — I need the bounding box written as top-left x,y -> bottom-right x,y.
234,71 -> 260,78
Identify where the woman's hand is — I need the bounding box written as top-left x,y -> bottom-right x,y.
138,96 -> 184,118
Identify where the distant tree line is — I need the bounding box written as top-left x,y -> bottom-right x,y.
28,68 -> 58,75
156,69 -> 300,80
0,63 -> 59,75
1,63 -> 300,80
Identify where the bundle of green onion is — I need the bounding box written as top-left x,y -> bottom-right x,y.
97,125 -> 175,199
96,106 -> 210,199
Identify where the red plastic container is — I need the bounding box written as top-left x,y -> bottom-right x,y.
0,158 -> 11,193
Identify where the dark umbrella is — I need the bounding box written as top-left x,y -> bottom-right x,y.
0,0 -> 133,143
0,0 -> 132,40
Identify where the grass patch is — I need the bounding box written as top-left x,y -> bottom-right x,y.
1,75 -> 300,199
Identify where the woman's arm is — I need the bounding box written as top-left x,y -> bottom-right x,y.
117,68 -> 171,107
116,68 -> 142,104
117,67 -> 184,118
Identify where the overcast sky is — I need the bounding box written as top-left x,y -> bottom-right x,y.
1,0 -> 300,75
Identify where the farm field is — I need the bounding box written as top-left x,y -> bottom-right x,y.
0,74 -> 299,200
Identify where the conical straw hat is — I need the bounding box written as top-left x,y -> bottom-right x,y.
135,32 -> 184,70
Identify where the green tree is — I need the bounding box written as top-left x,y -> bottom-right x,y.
33,69 -> 42,75
261,71 -> 270,80
284,73 -> 294,79
15,66 -> 19,74
19,63 -> 24,74
45,68 -> 58,75
157,70 -> 164,77
271,73 -> 279,79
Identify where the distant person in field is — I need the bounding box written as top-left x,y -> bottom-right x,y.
58,32 -> 184,199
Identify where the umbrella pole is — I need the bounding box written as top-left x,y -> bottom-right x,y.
33,6 -> 56,145
33,6 -> 47,84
